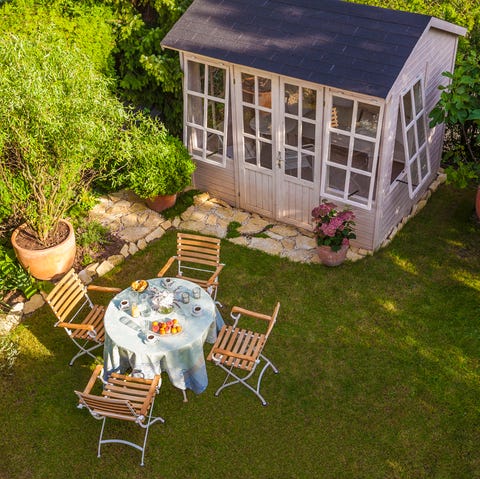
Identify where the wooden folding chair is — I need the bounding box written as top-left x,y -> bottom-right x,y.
207,302 -> 280,406
41,268 -> 121,365
157,232 -> 225,301
75,364 -> 164,466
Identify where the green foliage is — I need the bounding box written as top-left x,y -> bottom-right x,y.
0,247 -> 38,300
76,220 -> 109,249
226,221 -> 242,239
430,52 -> 480,187
122,113 -> 196,198
106,0 -> 192,135
0,0 -> 117,77
0,336 -> 19,377
0,27 -> 129,245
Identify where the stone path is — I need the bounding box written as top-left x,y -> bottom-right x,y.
80,188 -> 382,283
83,189 -> 328,283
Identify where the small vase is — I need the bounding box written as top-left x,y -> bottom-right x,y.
316,243 -> 349,267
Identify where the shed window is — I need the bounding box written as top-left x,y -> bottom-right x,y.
185,59 -> 232,166
391,79 -> 430,196
322,94 -> 382,209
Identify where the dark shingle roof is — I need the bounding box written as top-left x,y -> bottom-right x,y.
161,0 -> 440,98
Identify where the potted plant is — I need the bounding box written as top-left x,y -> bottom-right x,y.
0,31 -> 127,280
311,201 -> 356,266
124,114 -> 196,212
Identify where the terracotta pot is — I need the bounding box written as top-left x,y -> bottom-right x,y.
145,193 -> 177,212
11,219 -> 76,281
316,243 -> 349,267
476,185 -> 480,220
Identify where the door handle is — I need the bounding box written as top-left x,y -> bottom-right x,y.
276,152 -> 282,169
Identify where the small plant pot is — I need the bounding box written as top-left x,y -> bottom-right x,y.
145,193 -> 177,212
316,243 -> 349,267
11,219 -> 76,280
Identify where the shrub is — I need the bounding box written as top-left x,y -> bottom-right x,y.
123,113 -> 196,198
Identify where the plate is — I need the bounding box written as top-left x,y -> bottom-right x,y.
147,319 -> 183,336
131,279 -> 148,293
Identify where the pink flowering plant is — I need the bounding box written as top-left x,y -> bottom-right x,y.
311,201 -> 356,251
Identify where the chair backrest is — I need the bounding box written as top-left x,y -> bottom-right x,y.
177,233 -> 221,269
265,301 -> 281,340
75,391 -> 140,422
43,269 -> 91,323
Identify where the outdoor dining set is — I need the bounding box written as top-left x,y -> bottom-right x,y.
42,232 -> 281,466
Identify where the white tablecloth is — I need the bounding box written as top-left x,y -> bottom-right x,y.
103,278 -> 224,394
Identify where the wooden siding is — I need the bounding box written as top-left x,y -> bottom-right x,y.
348,205 -> 376,250
193,159 -> 237,206
373,27 -> 459,249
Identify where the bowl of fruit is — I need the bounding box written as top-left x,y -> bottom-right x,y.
150,318 -> 183,336
131,279 -> 148,293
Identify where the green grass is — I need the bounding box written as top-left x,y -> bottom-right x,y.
1,185 -> 480,479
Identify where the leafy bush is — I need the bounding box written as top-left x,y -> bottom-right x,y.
429,52 -> 480,188
0,28 -> 129,245
106,0 -> 191,135
123,113 -> 196,198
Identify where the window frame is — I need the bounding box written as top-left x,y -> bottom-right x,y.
184,56 -> 230,168
321,91 -> 383,210
398,78 -> 431,198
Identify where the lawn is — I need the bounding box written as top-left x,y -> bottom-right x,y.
1,185 -> 479,479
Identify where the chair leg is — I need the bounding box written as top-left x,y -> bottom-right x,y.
213,357 -> 278,406
69,339 -> 102,366
98,417 -> 107,458
96,405 -> 165,465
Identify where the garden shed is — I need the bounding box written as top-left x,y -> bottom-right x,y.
161,0 -> 466,251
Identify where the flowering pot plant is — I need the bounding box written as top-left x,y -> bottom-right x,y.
311,201 -> 356,252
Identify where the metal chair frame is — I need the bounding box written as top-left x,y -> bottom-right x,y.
157,232 -> 225,301
207,302 -> 280,406
75,364 -> 164,466
42,269 -> 121,365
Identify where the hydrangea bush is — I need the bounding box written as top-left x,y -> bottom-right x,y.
311,201 -> 356,251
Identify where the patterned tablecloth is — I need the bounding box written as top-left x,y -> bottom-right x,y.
103,277 -> 224,394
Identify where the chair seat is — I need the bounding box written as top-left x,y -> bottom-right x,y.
75,365 -> 164,466
69,304 -> 106,343
101,372 -> 157,416
207,325 -> 266,372
207,303 -> 280,405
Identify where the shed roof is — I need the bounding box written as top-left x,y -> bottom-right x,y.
161,0 -> 465,98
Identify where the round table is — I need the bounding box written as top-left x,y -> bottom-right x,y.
103,278 -> 224,397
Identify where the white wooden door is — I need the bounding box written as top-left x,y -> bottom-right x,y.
277,81 -> 322,228
234,69 -> 321,228
234,69 -> 278,217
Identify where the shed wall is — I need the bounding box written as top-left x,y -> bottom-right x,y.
193,158 -> 237,206
374,27 -> 459,248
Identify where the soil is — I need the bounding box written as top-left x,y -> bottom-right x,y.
72,230 -> 126,272
14,221 -> 70,250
